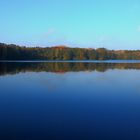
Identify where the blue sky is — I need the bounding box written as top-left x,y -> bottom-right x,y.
0,0 -> 140,49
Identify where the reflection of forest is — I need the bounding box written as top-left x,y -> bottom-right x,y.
1,62 -> 140,76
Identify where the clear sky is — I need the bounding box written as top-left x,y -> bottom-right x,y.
0,0 -> 140,49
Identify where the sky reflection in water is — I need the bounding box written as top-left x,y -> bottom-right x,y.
0,62 -> 140,140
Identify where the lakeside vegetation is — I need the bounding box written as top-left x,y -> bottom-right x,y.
1,43 -> 140,60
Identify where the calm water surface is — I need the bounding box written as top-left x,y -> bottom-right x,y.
1,61 -> 140,140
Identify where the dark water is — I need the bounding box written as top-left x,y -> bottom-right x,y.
1,61 -> 140,140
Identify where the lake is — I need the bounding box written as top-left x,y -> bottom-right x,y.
1,61 -> 140,140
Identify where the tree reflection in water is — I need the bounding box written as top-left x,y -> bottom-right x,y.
1,62 -> 140,76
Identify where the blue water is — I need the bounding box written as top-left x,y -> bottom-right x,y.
1,60 -> 140,63
0,61 -> 140,140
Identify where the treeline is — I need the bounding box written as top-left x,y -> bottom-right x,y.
1,62 -> 140,76
0,43 -> 140,60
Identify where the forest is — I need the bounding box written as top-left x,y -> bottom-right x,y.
0,43 -> 140,60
